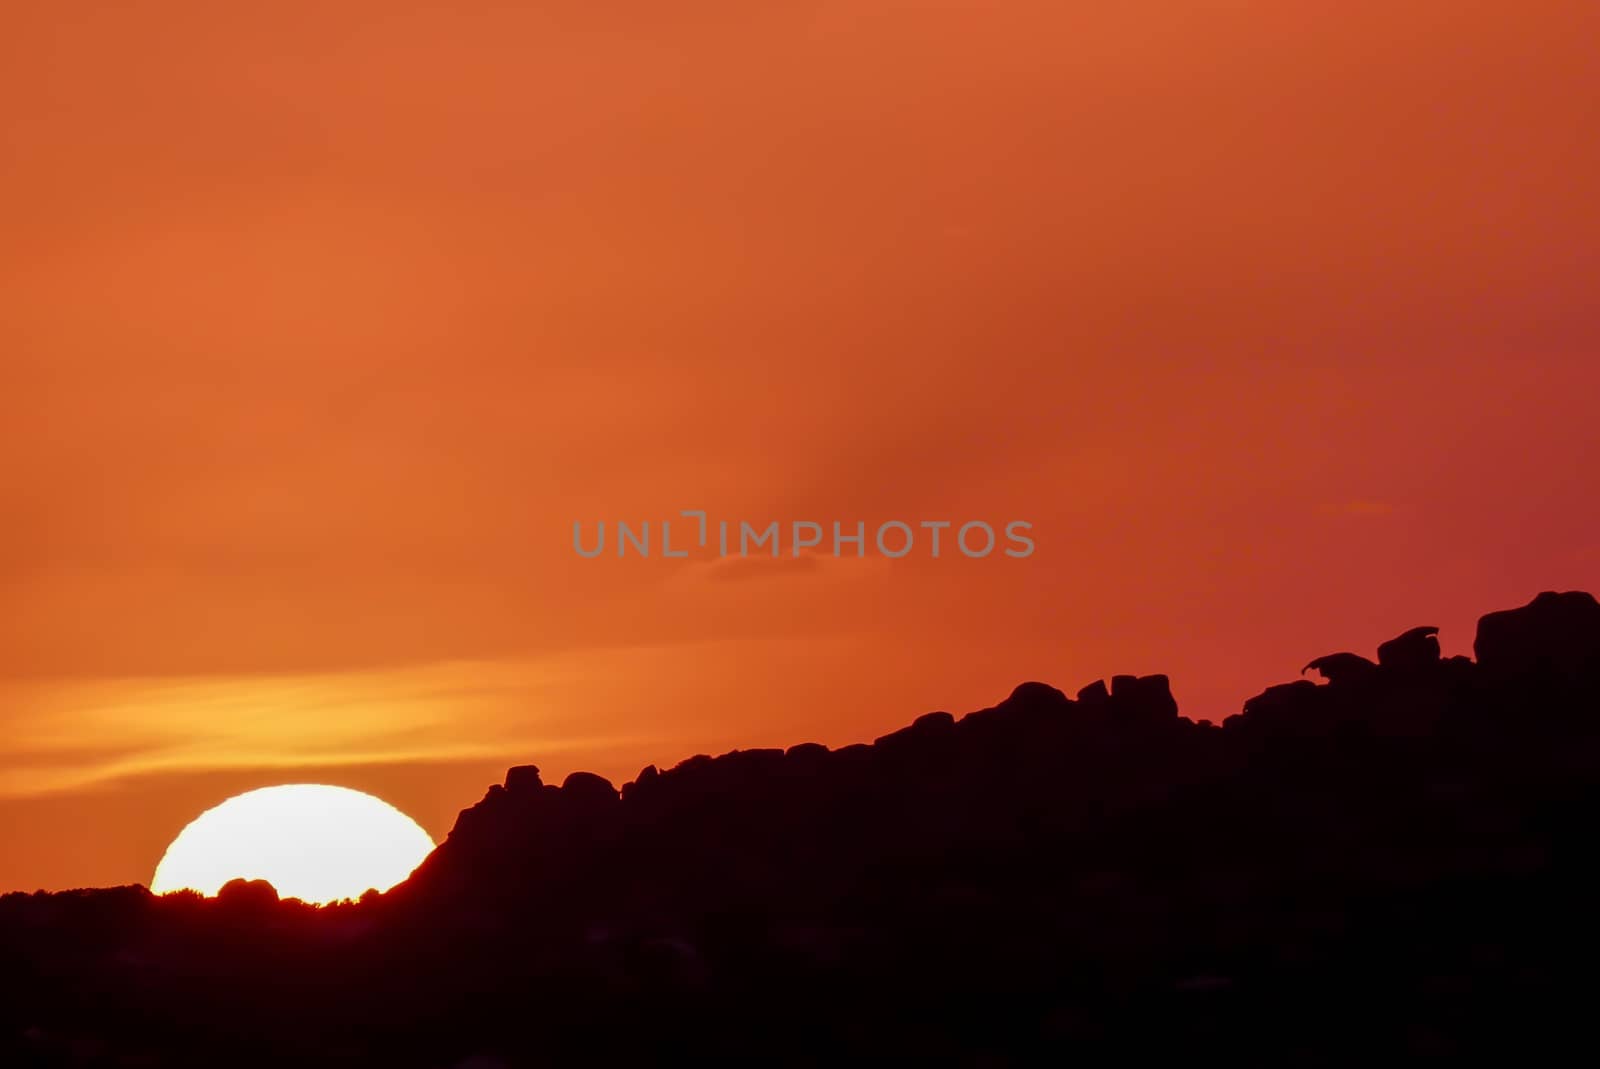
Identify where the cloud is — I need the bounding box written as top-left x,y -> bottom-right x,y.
0,660 -> 651,800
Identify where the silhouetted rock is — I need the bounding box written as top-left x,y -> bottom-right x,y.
621,764 -> 659,803
1240,679 -> 1319,720
217,878 -> 279,909
1005,681 -> 1070,710
1076,679 -> 1110,704
834,742 -> 872,762
1110,673 -> 1178,718
560,771 -> 619,806
504,764 -> 543,793
1302,651 -> 1378,684
1475,590 -> 1600,679
5,591 -> 1599,1066
1378,625 -> 1441,670
875,710 -> 955,752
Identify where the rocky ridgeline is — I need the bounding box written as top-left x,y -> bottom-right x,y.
3,591 -> 1599,1067
402,590 -> 1600,905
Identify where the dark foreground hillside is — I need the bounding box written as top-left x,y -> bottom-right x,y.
5,592 -> 1600,1067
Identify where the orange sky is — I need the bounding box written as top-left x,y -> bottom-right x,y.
3,1 -> 1598,893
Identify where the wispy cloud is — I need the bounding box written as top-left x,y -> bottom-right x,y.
0,659 -> 648,799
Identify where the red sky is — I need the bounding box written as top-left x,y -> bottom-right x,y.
3,1 -> 1598,892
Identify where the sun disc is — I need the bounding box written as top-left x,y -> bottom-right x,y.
150,784 -> 435,905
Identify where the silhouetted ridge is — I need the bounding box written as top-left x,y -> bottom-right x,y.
4,591 -> 1600,1066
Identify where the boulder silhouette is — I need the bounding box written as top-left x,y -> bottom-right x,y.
1240,679 -> 1319,720
216,877 -> 279,909
1110,673 -> 1178,718
1377,625 -> 1441,670
1302,651 -> 1378,683
504,764 -> 543,793
621,763 -> 660,802
1075,679 -> 1111,704
1474,590 -> 1600,679
560,770 -> 618,804
1004,681 -> 1070,710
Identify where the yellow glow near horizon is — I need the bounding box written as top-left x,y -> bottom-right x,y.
150,784 -> 435,904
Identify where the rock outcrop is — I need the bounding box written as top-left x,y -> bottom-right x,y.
4,592 -> 1600,1066
1475,590 -> 1600,679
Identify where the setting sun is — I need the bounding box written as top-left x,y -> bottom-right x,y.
150,784 -> 436,905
